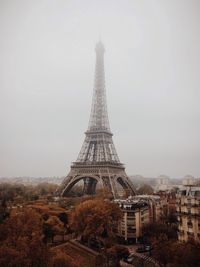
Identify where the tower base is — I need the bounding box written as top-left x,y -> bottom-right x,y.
57,162 -> 136,199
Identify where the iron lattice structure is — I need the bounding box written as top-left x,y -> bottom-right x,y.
58,42 -> 136,198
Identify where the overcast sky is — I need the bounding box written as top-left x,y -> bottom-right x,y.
0,0 -> 200,178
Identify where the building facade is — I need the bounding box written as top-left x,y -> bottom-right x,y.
133,195 -> 162,223
156,190 -> 177,223
155,175 -> 171,192
114,195 -> 162,243
176,186 -> 200,242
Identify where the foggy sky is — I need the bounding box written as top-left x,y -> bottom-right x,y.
0,0 -> 200,178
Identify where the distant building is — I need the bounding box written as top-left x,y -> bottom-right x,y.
176,185 -> 200,242
114,195 -> 162,243
155,175 -> 170,192
182,175 -> 196,186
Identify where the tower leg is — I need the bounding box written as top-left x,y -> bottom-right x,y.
83,177 -> 97,195
58,167 -> 136,198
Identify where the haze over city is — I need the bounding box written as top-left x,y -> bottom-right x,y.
0,0 -> 200,178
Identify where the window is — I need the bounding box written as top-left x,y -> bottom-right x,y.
127,227 -> 136,233
187,208 -> 191,214
128,229 -> 136,233
187,220 -> 192,227
195,191 -> 200,197
181,190 -> 186,196
127,212 -> 135,217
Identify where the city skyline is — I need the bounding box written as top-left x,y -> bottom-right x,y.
0,0 -> 200,178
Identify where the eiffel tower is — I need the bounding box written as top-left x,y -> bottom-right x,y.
58,41 -> 136,198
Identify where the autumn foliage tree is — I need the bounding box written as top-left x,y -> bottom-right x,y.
171,239 -> 200,267
142,222 -> 178,242
137,183 -> 154,195
151,238 -> 200,267
0,209 -> 49,267
71,199 -> 122,245
44,215 -> 65,243
107,245 -> 129,267
0,198 -> 9,223
142,222 -> 200,267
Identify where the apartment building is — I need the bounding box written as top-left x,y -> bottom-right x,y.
176,186 -> 200,242
134,195 -> 162,223
114,195 -> 162,243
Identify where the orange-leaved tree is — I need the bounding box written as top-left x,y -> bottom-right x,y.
44,215 -> 65,243
0,208 -> 49,267
71,199 -> 122,244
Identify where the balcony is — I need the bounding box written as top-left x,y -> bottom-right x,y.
178,211 -> 199,217
191,203 -> 198,207
127,233 -> 136,238
127,221 -> 135,225
127,227 -> 136,234
191,212 -> 200,218
127,225 -> 136,230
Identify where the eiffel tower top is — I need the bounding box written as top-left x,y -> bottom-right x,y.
87,41 -> 111,134
76,41 -> 121,164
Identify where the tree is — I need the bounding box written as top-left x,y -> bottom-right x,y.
142,222 -> 177,243
45,216 -> 65,243
0,208 -> 49,267
58,212 -> 68,227
43,223 -> 54,243
0,183 -> 26,202
171,240 -> 200,267
107,245 -> 129,267
95,188 -> 114,200
137,184 -> 154,195
35,183 -> 58,196
150,234 -> 175,267
0,198 -> 9,223
150,238 -> 200,267
0,246 -> 26,267
142,222 -> 200,267
71,199 -> 122,245
141,222 -> 178,267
